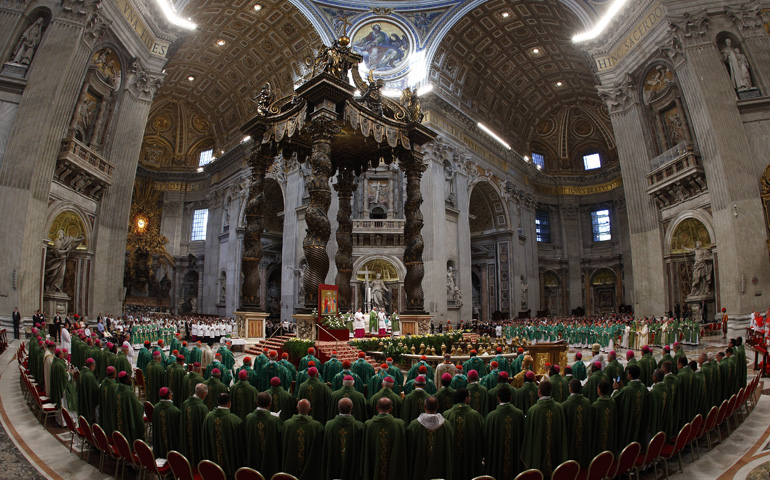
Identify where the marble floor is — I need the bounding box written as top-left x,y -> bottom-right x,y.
2,324 -> 769,480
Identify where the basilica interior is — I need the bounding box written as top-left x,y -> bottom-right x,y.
2,0 -> 770,329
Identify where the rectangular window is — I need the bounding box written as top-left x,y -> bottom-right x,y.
535,210 -> 550,243
191,209 -> 208,241
583,152 -> 601,170
198,148 -> 214,166
591,209 -> 611,242
532,152 -> 545,170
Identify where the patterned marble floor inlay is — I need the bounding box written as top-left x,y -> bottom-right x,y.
0,418 -> 45,480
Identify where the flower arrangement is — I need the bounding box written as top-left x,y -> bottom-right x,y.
321,315 -> 348,330
282,338 -> 316,364
349,331 -> 468,362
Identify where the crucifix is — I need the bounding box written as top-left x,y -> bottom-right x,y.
358,268 -> 374,311
338,15 -> 353,37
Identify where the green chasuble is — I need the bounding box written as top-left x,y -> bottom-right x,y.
736,345 -> 747,390
518,382 -> 539,415
488,383 -> 517,413
639,353 -> 656,387
604,360 -> 624,386
297,376 -> 333,424
179,395 -> 208,466
663,373 -> 681,433
701,360 -> 719,410
115,383 -> 145,446
584,370 -> 609,403
658,353 -> 673,370
329,385 -> 369,423
282,414 -> 324,480
279,359 -> 297,382
401,388 -> 430,425
322,358 -> 343,383
481,370 -> 500,391
152,400 -> 181,459
406,361 -> 435,382
435,386 -> 455,414
351,359 -> 375,384
362,413 -> 408,480
549,374 -> 569,404
98,378 -> 118,435
646,382 -> 672,441
229,379 -> 258,421
182,372 -> 205,400
369,387 -> 402,419
572,360 -> 588,381
676,366 -> 696,428
331,370 -> 366,394
188,346 -> 202,365
443,403 -> 485,480
562,393 -> 594,468
322,415 -> 364,480
467,382 -> 489,416
245,409 -> 283,478
485,403 -> 525,480
115,353 -> 132,378
718,358 -> 731,403
521,398 -> 568,478
267,385 -> 297,421
692,370 -> 708,417
203,377 -> 229,411
463,356 -> 487,377
366,372 -> 387,400
166,363 -> 187,408
76,368 -> 99,424
591,395 -> 617,456
236,365 -> 259,388
217,347 -> 236,371
613,379 -> 649,447
146,359 -> 167,405
201,408 -> 244,479
299,354 -> 322,372
49,358 -> 68,406
258,361 -> 292,392
407,414 -> 454,480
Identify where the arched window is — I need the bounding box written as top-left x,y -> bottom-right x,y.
370,206 -> 386,219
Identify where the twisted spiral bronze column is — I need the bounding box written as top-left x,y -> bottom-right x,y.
302,120 -> 337,309
241,147 -> 273,309
334,166 -> 356,311
400,150 -> 426,312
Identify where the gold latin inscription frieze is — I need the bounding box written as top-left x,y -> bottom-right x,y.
594,2 -> 664,72
533,177 -> 623,196
113,0 -> 171,57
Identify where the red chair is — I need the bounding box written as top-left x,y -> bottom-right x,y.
34,385 -> 58,428
78,416 -> 95,460
235,467 -> 266,480
134,439 -> 172,480
144,401 -> 154,438
577,451 -> 614,480
699,406 -> 719,451
552,460 -> 580,480
608,442 -> 641,479
168,450 -> 202,480
726,394 -> 738,430
198,460 -> 226,480
513,470 -> 544,480
660,423 -> 692,478
687,414 -> 703,460
92,424 -> 120,474
715,399 -> 730,443
734,388 -> 747,422
135,369 -> 146,400
634,431 -> 667,479
60,407 -> 84,454
112,430 -> 142,480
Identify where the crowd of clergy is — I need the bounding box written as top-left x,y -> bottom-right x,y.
24,319 -> 750,480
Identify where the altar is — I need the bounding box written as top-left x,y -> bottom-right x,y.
528,341 -> 569,374
234,311 -> 267,340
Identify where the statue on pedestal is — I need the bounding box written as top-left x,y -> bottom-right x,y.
722,38 -> 753,91
685,241 -> 714,297
10,18 -> 44,66
45,230 -> 84,292
370,273 -> 387,309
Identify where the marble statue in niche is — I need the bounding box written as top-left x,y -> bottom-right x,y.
444,160 -> 456,206
722,38 -> 753,91
446,265 -> 456,297
686,241 -> 714,297
10,18 -> 44,65
45,230 -> 84,292
370,273 -> 387,309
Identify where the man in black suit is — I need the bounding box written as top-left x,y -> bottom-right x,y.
52,313 -> 62,342
12,307 -> 20,339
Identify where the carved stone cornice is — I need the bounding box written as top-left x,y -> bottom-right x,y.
726,2 -> 767,38
596,74 -> 637,115
657,29 -> 685,66
82,3 -> 110,48
57,0 -> 98,24
126,59 -> 164,103
0,0 -> 29,13
666,10 -> 710,47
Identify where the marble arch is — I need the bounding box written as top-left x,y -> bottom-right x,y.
663,210 -> 716,257
44,203 -> 93,250
469,180 -> 509,231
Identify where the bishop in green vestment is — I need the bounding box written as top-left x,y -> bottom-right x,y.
435,373 -> 455,414
351,353 -> 375,384
217,344 -> 236,370
183,363 -> 205,400
331,362 -> 366,393
77,358 -> 99,424
488,371 -> 516,413
230,370 -> 259,421
363,398 -> 408,480
297,367 -> 333,424
658,346 -> 674,369
675,357 -> 696,427
466,371 -> 489,416
584,362 -> 609,403
179,384 -> 209,466
485,387 -> 524,480
548,366 -> 569,403
322,354 -> 343,383
401,376 -> 430,424
146,352 -> 167,405
639,346 -> 656,387
604,351 -> 624,386
115,347 -> 132,378
661,361 -> 681,434
115,372 -> 145,446
298,347 -> 322,371
152,388 -> 181,459
98,367 -> 118,434
49,350 -> 68,406
330,376 -> 369,422
572,353 -> 588,381
521,381 -> 568,478
266,377 -> 297,421
258,352 -> 292,391
463,350 -> 487,377
518,371 -> 539,414
407,396 -> 453,480
562,379 -> 594,468
166,355 -> 187,408
202,393 -> 244,479
444,388 -> 485,480
591,381 -> 617,456
647,369 -> 673,440
322,397 -> 364,480
245,393 -> 284,478
613,364 -> 649,447
204,369 -> 229,411
369,376 -> 402,418
282,399 -> 324,480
